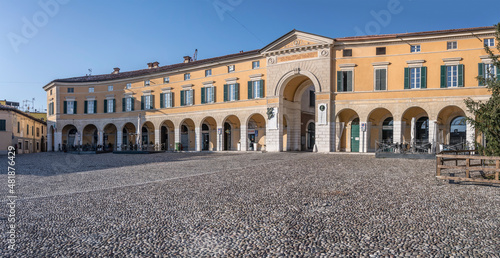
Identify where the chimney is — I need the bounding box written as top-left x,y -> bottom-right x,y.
112,67 -> 120,74
152,61 -> 159,68
147,62 -> 153,69
183,56 -> 192,63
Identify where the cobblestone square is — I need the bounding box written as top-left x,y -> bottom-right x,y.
1,152 -> 499,256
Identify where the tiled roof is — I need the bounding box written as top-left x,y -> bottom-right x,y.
0,105 -> 47,125
335,26 -> 495,42
51,49 -> 261,84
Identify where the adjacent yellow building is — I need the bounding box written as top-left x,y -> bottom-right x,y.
0,105 -> 47,154
43,26 -> 497,153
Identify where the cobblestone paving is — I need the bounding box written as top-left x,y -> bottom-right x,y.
1,152 -> 499,257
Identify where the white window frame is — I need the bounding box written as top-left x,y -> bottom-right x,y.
67,88 -> 74,93
205,86 -> 214,103
228,84 -> 237,101
205,69 -> 212,77
164,92 -> 173,108
252,81 -> 262,98
410,67 -> 421,89
107,99 -> 114,113
89,87 -> 94,93
484,63 -> 497,80
447,41 -> 457,50
126,97 -> 133,111
126,83 -> 131,89
144,80 -> 150,86
373,67 -> 388,91
228,65 -> 235,73
67,101 -> 75,114
410,45 -> 420,53
484,38 -> 495,47
144,95 -> 152,110
108,85 -> 113,91
185,90 -> 194,105
447,65 -> 458,88
252,61 -> 260,69
87,100 -> 95,114
184,73 -> 191,80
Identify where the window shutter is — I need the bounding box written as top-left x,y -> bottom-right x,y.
104,99 -> 108,113
190,89 -> 194,105
380,69 -> 386,90
122,98 -> 126,111
180,90 -> 185,106
224,84 -> 228,102
84,101 -> 88,114
235,83 -> 240,100
259,80 -> 265,98
201,87 -> 206,104
94,100 -> 97,113
497,66 -> 500,81
160,93 -> 164,108
346,71 -> 353,92
248,81 -> 253,99
170,93 -> 174,107
420,67 -> 427,89
212,87 -> 216,102
131,98 -> 135,111
478,63 -> 484,86
458,64 -> 464,87
375,70 -> 381,90
113,99 -> 116,113
440,65 -> 447,88
404,68 -> 410,89
74,101 -> 77,114
337,71 -> 343,91
150,95 -> 154,109
63,101 -> 67,114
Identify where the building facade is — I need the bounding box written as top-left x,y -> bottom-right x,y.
43,26 -> 497,153
0,105 -> 47,154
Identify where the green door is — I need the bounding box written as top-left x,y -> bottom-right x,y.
351,123 -> 360,152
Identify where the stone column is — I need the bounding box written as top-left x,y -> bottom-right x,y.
240,125 -> 248,151
428,120 -> 437,153
266,107 -> 281,152
195,127 -> 202,152
393,120 -> 404,144
154,129 -> 160,151
174,127 -> 180,151
330,122 -> 337,152
216,127 -> 223,151
117,130 -> 123,151
54,131 -> 62,151
466,121 -> 475,149
47,131 -> 53,152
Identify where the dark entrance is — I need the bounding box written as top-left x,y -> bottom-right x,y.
202,124 -> 210,151
382,117 -> 393,143
416,117 -> 429,143
450,116 -> 466,145
307,122 -> 315,150
224,122 -> 231,151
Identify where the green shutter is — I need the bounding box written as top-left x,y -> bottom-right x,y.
375,69 -> 381,90
160,94 -> 164,108
235,83 -> 240,100
248,81 -> 253,99
141,96 -> 145,110
346,71 -> 353,92
201,87 -> 206,104
260,80 -> 265,98
74,101 -> 77,114
190,90 -> 194,105
122,98 -> 126,111
104,99 -> 108,113
337,71 -> 343,92
421,67 -> 427,89
63,101 -> 67,114
180,90 -> 185,106
440,65 -> 447,88
478,63 -> 484,86
84,101 -> 88,114
212,87 -> 216,102
170,93 -> 174,107
458,64 -> 464,87
224,84 -> 228,102
497,66 -> 500,81
404,68 -> 410,89
131,98 -> 135,111
113,99 -> 116,113
0,120 -> 5,131
94,100 -> 97,113
380,69 -> 386,90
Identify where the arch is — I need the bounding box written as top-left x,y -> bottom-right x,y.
401,106 -> 429,144
246,113 -> 266,151
335,108 -> 360,152
82,124 -> 98,150
367,108 -> 394,151
103,123 -> 118,151
222,115 -> 241,151
436,105 -> 467,146
200,117 -> 217,151
179,118 -> 196,151
160,120 -> 175,151
141,121 -> 155,150
274,69 -> 322,97
122,122 -> 137,150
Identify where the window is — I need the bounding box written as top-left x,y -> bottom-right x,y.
205,69 -> 212,77
108,85 -> 113,91
309,90 -> 315,107
376,47 -> 386,55
410,45 -> 420,53
440,65 -> 464,88
124,97 -> 134,111
374,68 -> 387,90
144,80 -> 150,86
447,41 -> 457,50
32,126 -> 34,136
201,87 -> 215,104
89,87 -> 94,93
50,89 -> 52,95
86,100 -> 95,114
126,83 -> 132,89
224,83 -> 239,101
482,63 -> 498,82
404,67 -> 427,89
105,99 -> 115,113
0,120 -> 5,131
164,77 -> 169,83
67,88 -> 74,93
181,90 -> 194,106
228,65 -> 235,73
65,101 -> 76,114
484,38 -> 495,47
48,102 -> 54,115
17,122 -> 20,133
161,93 -> 173,108
37,127 -> 40,137
142,95 -> 154,110
248,80 -> 264,99
184,73 -> 191,80
252,61 -> 260,69
27,125 -> 29,135
343,49 -> 352,57
336,71 -> 353,92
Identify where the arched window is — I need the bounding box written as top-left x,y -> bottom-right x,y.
382,117 -> 393,143
416,117 -> 429,143
450,116 -> 466,145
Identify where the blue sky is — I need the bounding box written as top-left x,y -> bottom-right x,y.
1,0 -> 499,112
